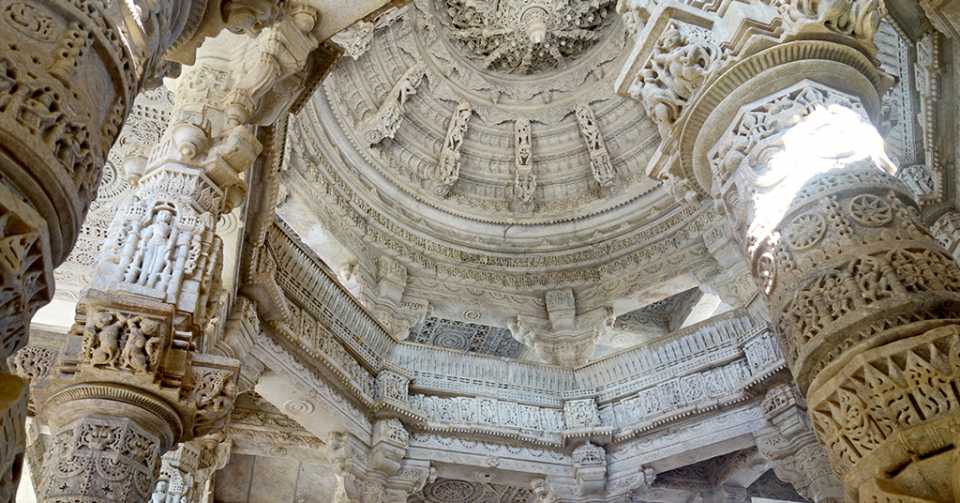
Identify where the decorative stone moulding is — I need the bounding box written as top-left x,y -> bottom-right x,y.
254,221 -> 785,449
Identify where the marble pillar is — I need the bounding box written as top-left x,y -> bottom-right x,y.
0,0 -> 279,499
701,56 -> 960,501
28,1 -> 356,498
616,0 -> 960,495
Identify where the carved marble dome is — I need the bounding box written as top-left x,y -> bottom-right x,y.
294,0 -> 662,222
286,7 -> 693,277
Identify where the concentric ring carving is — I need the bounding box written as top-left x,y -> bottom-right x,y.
847,194 -> 892,226
785,213 -> 826,250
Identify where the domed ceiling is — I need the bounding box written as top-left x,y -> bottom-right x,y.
283,0 -> 719,363
303,0 -> 664,225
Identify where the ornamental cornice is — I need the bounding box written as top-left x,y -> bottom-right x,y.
247,221 -> 788,450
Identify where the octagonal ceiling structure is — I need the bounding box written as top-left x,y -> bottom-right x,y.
282,0 -> 721,366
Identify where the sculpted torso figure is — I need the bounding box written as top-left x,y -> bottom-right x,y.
136,209 -> 175,287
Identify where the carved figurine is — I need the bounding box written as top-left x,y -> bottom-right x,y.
87,311 -> 124,366
118,219 -> 142,282
134,207 -> 177,288
150,480 -> 169,503
120,317 -> 163,372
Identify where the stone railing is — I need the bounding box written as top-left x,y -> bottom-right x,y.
261,221 -> 785,445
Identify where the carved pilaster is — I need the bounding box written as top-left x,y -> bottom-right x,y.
151,436 -> 231,503
217,295 -> 266,393
754,384 -> 842,503
572,442 -> 607,496
330,421 -> 430,503
364,255 -> 418,340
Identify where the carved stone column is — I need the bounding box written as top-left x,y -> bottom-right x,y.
28,7 -> 335,501
38,413 -> 167,502
151,436 -> 231,503
703,76 -> 960,502
754,384 -> 842,502
619,0 -> 960,499
0,1 -> 279,500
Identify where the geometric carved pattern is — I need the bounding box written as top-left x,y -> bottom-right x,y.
810,324 -> 960,477
409,317 -> 526,358
37,415 -> 163,502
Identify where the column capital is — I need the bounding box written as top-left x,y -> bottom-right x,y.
617,0 -> 890,202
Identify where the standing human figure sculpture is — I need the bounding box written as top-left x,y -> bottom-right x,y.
118,219 -> 142,284
135,207 -> 177,288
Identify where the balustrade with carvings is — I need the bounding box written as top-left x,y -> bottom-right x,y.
617,0 -> 960,498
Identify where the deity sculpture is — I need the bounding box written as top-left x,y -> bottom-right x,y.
151,477 -> 189,503
129,207 -> 177,289
632,23 -> 721,138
